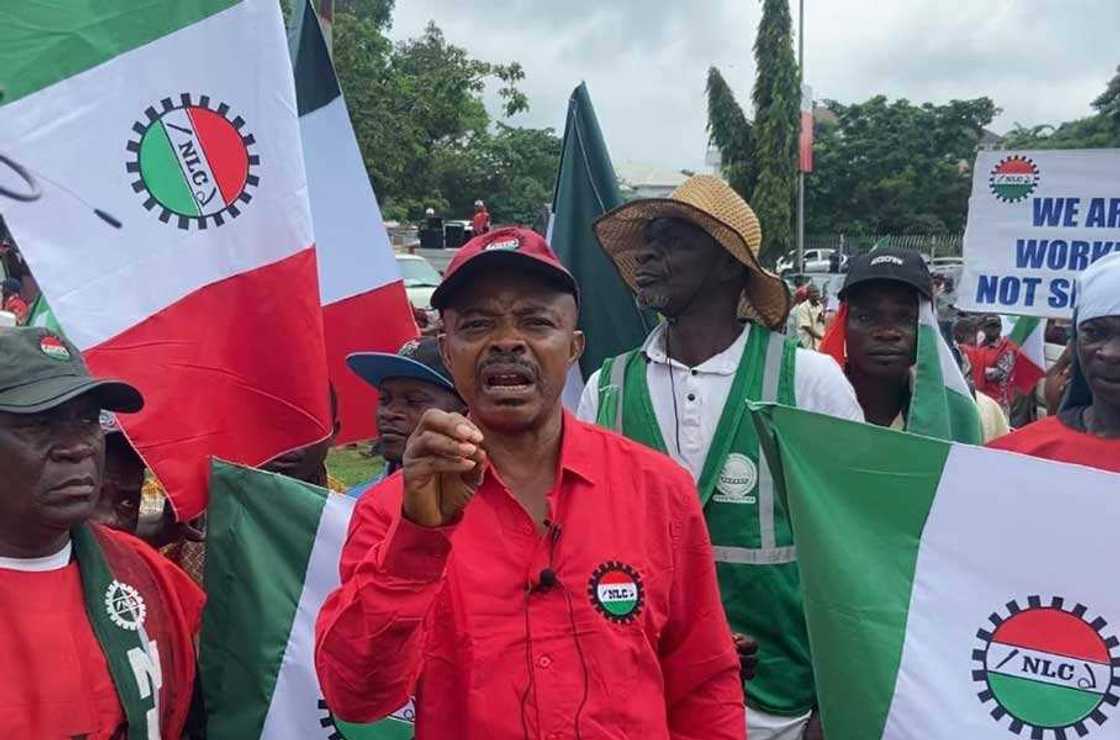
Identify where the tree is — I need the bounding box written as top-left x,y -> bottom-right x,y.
706,67 -> 756,200
429,123 -> 561,226
1002,65 -> 1120,150
751,0 -> 800,262
1092,64 -> 1120,128
331,8 -> 542,224
805,96 -> 998,235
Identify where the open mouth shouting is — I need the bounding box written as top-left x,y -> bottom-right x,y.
480,363 -> 537,404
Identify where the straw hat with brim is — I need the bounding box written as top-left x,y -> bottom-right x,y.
0,327 -> 143,414
593,174 -> 791,329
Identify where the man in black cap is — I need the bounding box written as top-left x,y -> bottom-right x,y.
819,248 -> 988,442
346,336 -> 466,488
0,327 -> 203,738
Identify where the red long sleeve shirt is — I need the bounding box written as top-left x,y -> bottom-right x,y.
315,413 -> 745,740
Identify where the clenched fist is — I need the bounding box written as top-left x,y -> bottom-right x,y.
402,409 -> 487,528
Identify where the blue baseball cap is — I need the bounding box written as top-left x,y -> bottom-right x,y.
346,337 -> 458,395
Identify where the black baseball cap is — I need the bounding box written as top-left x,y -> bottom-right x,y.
839,247 -> 933,301
347,336 -> 459,396
0,327 -> 143,414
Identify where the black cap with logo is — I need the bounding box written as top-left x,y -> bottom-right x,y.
0,327 -> 143,414
839,247 -> 934,301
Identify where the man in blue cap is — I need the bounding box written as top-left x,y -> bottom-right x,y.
347,336 -> 466,489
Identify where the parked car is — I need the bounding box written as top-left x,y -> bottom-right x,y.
395,253 -> 443,310
929,256 -> 964,269
784,272 -> 847,307
776,248 -> 846,274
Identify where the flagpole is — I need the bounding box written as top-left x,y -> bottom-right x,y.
796,0 -> 805,274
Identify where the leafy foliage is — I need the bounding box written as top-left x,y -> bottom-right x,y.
706,67 -> 756,200
1002,66 -> 1120,150
706,0 -> 799,263
329,7 -> 551,224
750,0 -> 800,262
805,96 -> 997,235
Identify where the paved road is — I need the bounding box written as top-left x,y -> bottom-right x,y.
413,247 -> 458,274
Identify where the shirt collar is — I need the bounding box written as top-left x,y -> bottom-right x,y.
558,410 -> 597,485
479,410 -> 598,489
0,539 -> 72,572
641,321 -> 751,375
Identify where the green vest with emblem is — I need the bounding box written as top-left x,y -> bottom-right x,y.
596,325 -> 813,716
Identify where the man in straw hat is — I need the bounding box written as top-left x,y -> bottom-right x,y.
990,253 -> 1120,472
578,174 -> 862,740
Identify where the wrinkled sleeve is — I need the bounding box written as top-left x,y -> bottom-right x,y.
314,483 -> 455,723
793,348 -> 865,422
660,472 -> 746,740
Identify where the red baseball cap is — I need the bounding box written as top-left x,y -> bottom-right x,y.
430,226 -> 580,311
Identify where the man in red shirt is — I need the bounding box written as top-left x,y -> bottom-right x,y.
990,254 -> 1120,472
1,277 -> 28,324
471,199 -> 491,236
0,327 -> 204,738
964,314 -> 1033,412
316,227 -> 745,739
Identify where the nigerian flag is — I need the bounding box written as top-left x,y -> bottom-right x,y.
200,461 -> 412,739
550,82 -> 654,408
752,404 -> 1120,739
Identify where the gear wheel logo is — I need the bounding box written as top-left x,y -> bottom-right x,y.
989,155 -> 1040,203
588,561 -> 644,624
974,596 -> 1119,737
104,580 -> 147,631
126,93 -> 259,229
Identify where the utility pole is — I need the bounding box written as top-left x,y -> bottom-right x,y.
796,0 -> 805,275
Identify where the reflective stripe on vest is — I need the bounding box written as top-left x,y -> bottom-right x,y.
714,330 -> 797,565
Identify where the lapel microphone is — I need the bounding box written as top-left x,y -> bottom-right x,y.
531,520 -> 563,592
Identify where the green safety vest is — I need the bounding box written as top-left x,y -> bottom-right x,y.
596,325 -> 814,716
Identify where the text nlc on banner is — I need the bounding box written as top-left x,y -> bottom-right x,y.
958,149 -> 1120,319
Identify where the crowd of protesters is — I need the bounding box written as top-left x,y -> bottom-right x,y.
2,175 -> 1118,739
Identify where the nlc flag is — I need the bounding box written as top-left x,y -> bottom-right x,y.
0,0 -> 330,517
290,0 -> 416,445
201,461 -> 412,739
752,404 -> 1120,740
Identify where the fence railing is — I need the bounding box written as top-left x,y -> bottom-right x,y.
803,233 -> 964,258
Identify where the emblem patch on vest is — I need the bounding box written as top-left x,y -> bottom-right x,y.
588,561 -> 644,624
104,580 -> 147,631
712,453 -> 758,504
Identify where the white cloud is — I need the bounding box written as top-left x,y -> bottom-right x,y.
386,0 -> 1119,171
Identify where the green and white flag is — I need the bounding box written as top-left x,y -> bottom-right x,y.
823,299 -> 982,443
752,404 -> 1120,739
549,82 -> 654,408
200,461 -> 412,739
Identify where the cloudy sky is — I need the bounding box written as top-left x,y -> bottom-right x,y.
386,0 -> 1118,172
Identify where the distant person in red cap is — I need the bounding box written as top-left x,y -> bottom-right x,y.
316,228 -> 745,739
470,199 -> 491,237
2,278 -> 28,325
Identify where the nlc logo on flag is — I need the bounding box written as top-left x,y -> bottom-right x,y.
975,597 -> 1119,737
128,94 -> 260,229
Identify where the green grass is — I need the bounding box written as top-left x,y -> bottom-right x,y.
326,443 -> 385,488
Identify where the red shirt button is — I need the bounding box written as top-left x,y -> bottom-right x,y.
537,654 -> 552,668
